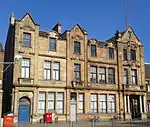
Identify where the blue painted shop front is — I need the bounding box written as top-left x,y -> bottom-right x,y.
18,97 -> 30,124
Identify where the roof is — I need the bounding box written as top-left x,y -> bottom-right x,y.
106,32 -> 124,42
20,13 -> 39,26
39,31 -> 48,37
145,63 -> 150,78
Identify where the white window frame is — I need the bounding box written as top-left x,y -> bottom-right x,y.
21,58 -> 30,78
78,93 -> 84,113
38,92 -> 46,114
90,94 -> 98,113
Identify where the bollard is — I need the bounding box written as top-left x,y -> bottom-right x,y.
69,121 -> 73,127
111,119 -> 113,127
91,119 -> 94,127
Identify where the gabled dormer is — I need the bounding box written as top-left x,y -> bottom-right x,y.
15,13 -> 39,53
118,26 -> 141,45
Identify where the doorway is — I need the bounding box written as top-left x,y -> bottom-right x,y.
130,95 -> 141,119
18,97 -> 30,124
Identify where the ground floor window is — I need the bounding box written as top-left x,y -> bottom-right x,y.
100,95 -> 107,113
90,94 -> 116,113
38,92 -> 46,114
147,103 -> 150,112
38,92 -> 64,114
108,95 -> 116,113
90,94 -> 98,113
78,93 -> 84,113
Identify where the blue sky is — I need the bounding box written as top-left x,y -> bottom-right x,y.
0,0 -> 150,62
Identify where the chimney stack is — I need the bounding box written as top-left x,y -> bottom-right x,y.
10,12 -> 15,25
52,23 -> 62,34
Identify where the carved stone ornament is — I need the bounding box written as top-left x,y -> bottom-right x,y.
21,25 -> 35,31
75,27 -> 79,32
74,35 -> 83,41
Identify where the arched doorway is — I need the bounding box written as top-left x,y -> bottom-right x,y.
18,97 -> 30,124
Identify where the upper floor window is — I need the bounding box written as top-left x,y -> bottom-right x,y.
22,58 -> 30,78
91,45 -> 96,57
123,49 -> 128,60
44,61 -> 51,80
124,69 -> 128,84
74,41 -> 80,54
74,64 -> 81,81
98,67 -> 106,83
130,49 -> 136,60
23,33 -> 31,47
108,68 -> 115,84
53,62 -> 60,80
109,47 -> 114,59
43,61 -> 60,80
90,66 -> 97,83
131,69 -> 137,84
49,38 -> 56,51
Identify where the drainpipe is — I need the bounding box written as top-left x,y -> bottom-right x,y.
116,41 -> 122,120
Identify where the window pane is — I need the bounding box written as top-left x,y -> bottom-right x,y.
74,64 -> 81,81
109,48 -> 114,59
90,94 -> 97,113
44,61 -> 51,80
57,93 -> 63,100
124,69 -> 128,84
100,95 -> 107,113
53,62 -> 60,80
56,93 -> 64,114
108,95 -> 115,113
48,102 -> 54,110
123,49 -> 128,60
90,66 -> 97,83
44,62 -> 51,69
22,59 -> 30,78
130,49 -> 136,60
98,67 -> 106,83
91,45 -> 96,57
74,41 -> 80,54
108,68 -> 115,84
49,38 -> 56,51
131,69 -> 137,84
78,94 -> 84,113
48,93 -> 54,100
38,92 -> 46,114
23,33 -> 31,47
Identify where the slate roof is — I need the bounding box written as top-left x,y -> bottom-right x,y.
39,31 -> 48,37
145,63 -> 150,78
106,32 -> 124,42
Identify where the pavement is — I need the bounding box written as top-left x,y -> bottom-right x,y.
15,120 -> 150,127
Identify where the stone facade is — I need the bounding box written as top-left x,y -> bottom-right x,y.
0,43 -> 4,118
145,63 -> 150,118
3,13 -> 147,123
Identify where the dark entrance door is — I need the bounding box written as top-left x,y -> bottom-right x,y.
130,96 -> 141,119
18,97 -> 30,124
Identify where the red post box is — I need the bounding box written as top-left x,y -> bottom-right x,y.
4,116 -> 14,127
44,112 -> 52,123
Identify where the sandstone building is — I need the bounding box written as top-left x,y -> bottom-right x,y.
0,43 -> 4,118
145,63 -> 150,118
2,13 -> 147,123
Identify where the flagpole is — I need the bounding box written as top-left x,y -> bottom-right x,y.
125,0 -> 128,28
